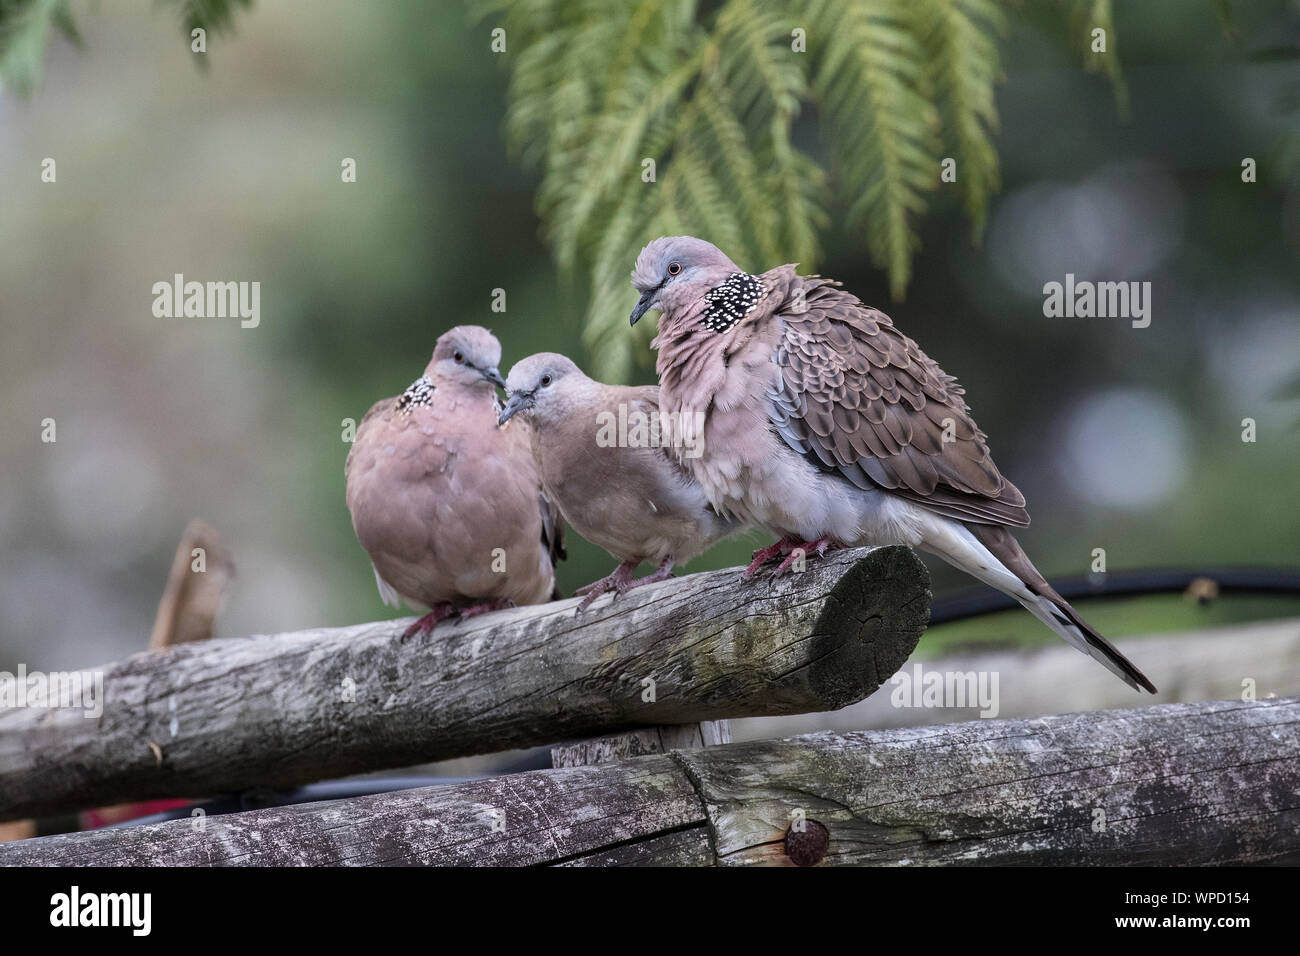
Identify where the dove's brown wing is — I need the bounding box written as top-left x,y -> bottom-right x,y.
489,392 -> 568,576
540,490 -> 566,568
765,278 -> 1030,528
501,414 -> 567,577
345,396 -> 399,484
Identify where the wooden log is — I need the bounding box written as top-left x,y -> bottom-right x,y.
678,696 -> 1300,866
0,546 -> 930,822
3,697 -> 1294,866
550,649 -> 731,825
733,615 -> 1300,738
0,757 -> 706,866
79,521 -> 234,832
0,821 -> 35,844
548,718 -> 729,866
148,519 -> 234,651
550,721 -> 731,768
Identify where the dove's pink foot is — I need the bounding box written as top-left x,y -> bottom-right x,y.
401,603 -> 457,641
629,557 -> 676,589
772,536 -> 840,577
455,598 -> 515,621
575,560 -> 640,612
603,557 -> 677,601
742,536 -> 801,580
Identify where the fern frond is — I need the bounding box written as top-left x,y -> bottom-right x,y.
1071,0 -> 1129,118
810,0 -> 938,298
914,0 -> 1003,240
483,0 -> 1122,375
549,39 -> 704,272
715,0 -> 825,267
689,72 -> 781,264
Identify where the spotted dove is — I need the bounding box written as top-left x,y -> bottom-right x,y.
628,236 -> 1156,693
345,326 -> 564,638
499,352 -> 739,610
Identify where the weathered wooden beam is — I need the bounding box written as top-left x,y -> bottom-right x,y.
734,616 -> 1300,738
148,518 -> 234,650
680,696 -> 1300,866
0,757 -> 707,866
3,697 -> 1295,866
550,721 -> 732,768
0,546 -> 930,822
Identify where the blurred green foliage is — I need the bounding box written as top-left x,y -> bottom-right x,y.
477,0 -> 1129,379
0,0 -> 80,96
0,0 -> 252,94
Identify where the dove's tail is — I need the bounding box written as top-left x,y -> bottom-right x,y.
916,515 -> 1158,693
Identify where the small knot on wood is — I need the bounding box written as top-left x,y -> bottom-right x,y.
784,819 -> 829,866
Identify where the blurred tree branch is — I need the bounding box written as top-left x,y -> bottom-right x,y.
0,0 -> 251,95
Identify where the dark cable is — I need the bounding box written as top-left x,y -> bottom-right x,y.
929,566 -> 1300,625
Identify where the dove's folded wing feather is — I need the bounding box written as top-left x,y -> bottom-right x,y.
765,277 -> 1030,528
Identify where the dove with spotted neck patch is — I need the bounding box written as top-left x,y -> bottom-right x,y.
629,236 -> 1156,693
345,325 -> 564,639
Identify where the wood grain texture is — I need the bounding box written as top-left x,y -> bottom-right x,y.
148,519 -> 234,650
733,616 -> 1300,737
676,696 -> 1300,866
4,697 -> 1294,866
0,545 -> 930,822
0,758 -> 703,866
550,720 -> 731,768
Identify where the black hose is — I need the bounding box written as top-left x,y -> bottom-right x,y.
929,566 -> 1300,625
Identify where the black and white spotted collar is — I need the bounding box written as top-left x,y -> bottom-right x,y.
700,272 -> 766,334
397,375 -> 435,414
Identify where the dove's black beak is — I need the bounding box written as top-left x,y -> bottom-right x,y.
629,290 -> 656,326
481,366 -> 507,389
498,391 -> 532,426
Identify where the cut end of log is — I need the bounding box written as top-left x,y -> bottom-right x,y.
801,546 -> 932,711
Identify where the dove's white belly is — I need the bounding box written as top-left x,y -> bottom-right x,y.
683,397 -> 927,548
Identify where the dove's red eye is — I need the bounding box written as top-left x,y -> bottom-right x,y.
668,261 -> 681,275
454,352 -> 465,363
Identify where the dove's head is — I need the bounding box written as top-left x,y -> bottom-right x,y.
498,352 -> 587,427
429,325 -> 506,389
629,236 -> 743,326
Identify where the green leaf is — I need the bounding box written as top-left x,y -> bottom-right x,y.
1071,0 -> 1129,118
0,0 -> 76,96
165,0 -> 255,35
914,0 -> 1004,241
0,0 -> 254,97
